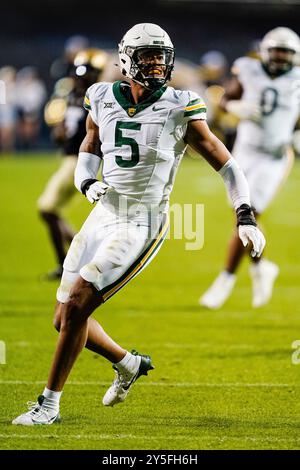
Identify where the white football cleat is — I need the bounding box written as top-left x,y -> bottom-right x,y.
250,259 -> 279,308
199,271 -> 237,309
12,395 -> 60,426
103,350 -> 154,407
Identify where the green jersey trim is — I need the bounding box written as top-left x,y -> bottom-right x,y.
184,108 -> 206,117
187,98 -> 202,106
83,92 -> 91,111
112,81 -> 167,117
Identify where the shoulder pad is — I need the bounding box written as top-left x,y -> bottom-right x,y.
179,89 -> 207,119
84,82 -> 111,111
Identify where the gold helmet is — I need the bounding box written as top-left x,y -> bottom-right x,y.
45,49 -> 109,126
73,48 -> 108,81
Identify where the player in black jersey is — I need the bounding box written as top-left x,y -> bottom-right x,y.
38,48 -> 108,279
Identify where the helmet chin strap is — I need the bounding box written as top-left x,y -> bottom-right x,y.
144,78 -> 166,90
125,58 -> 173,91
131,74 -> 166,91
131,77 -> 153,90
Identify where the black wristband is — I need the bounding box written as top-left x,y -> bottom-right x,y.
80,179 -> 98,195
236,204 -> 257,227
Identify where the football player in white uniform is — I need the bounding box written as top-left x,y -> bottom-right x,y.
13,23 -> 265,425
200,27 -> 300,310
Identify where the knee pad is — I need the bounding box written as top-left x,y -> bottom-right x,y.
56,270 -> 79,303
80,263 -> 102,290
56,288 -> 70,303
56,233 -> 88,303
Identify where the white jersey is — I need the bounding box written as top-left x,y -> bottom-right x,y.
233,57 -> 300,157
84,81 -> 206,222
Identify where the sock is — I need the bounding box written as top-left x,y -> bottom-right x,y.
115,351 -> 139,380
250,258 -> 266,274
42,387 -> 62,411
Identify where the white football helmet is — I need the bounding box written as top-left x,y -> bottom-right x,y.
118,23 -> 175,90
260,27 -> 300,71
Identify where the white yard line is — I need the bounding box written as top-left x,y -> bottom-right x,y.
0,434 -> 300,443
0,380 -> 298,388
10,342 -> 257,350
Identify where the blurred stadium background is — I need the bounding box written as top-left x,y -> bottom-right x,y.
2,0 -> 300,151
1,0 -> 300,451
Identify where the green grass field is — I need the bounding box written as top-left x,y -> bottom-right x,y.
0,153 -> 300,450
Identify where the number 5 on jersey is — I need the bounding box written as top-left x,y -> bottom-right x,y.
115,121 -> 141,168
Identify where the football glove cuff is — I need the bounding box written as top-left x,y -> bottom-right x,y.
81,178 -> 99,195
236,205 -> 265,258
84,181 -> 109,204
236,204 -> 257,227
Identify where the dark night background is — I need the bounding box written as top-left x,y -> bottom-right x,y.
2,0 -> 300,82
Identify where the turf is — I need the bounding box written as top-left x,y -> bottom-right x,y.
0,153 -> 299,450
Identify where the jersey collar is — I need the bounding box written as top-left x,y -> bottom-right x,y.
112,80 -> 167,117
